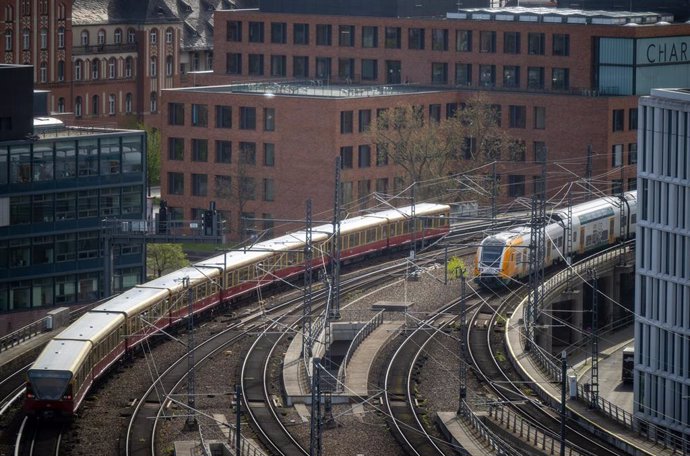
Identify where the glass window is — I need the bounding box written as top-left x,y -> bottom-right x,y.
431,29 -> 448,51
168,172 -> 184,195
338,58 -> 354,80
293,23 -> 309,45
340,146 -> 353,169
358,145 -> 371,168
77,189 -> 98,218
340,111 -> 353,134
509,105 -> 526,128
215,105 -> 231,128
77,234 -> 99,263
316,57 -> 331,79
55,192 -> 76,221
216,140 -> 231,163
534,141 -> 547,163
431,62 -> 448,84
77,139 -> 98,176
408,28 -> 424,50
192,174 -> 207,196
249,22 -> 264,43
359,109 -> 371,133
239,142 -> 256,165
385,27 -> 401,49
270,54 -> 286,76
100,137 -> 120,175
629,108 -> 638,130
264,143 -> 275,166
100,187 -> 120,217
168,102 -> 184,125
479,64 -> 495,87
376,144 -> 388,166
248,53 -> 264,76
293,56 -> 308,78
122,136 -> 142,173
240,177 -> 255,200
456,30 -> 471,52
168,137 -> 184,160
240,107 -> 256,130
263,178 -> 274,201
270,22 -> 286,44
503,65 -> 520,88
32,143 -> 54,182
528,33 -> 545,55
361,59 -> 377,81
264,108 -> 275,131
612,144 -> 623,167
55,235 -> 76,263
191,139 -> 208,162
551,67 -> 569,90
385,60 -> 401,84
362,26 -> 378,48
226,52 -> 242,74
628,143 -> 637,165
32,194 -> 53,223
227,20 -> 242,42
553,33 -> 569,56
215,175 -> 231,197
613,109 -> 625,132
527,67 -> 544,89
429,104 -> 441,123
316,24 -> 331,46
504,31 -> 520,54
479,31 -> 495,53
508,175 -> 525,197
191,104 -> 208,127
534,106 -> 546,129
455,63 -> 471,86
150,29 -> 157,44
339,25 -> 354,47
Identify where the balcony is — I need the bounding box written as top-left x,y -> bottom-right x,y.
72,42 -> 137,56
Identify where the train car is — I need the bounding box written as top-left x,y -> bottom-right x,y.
26,203 -> 450,416
621,346 -> 634,384
474,192 -> 636,287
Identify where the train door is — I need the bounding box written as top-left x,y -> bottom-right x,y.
609,217 -> 615,244
579,227 -> 585,253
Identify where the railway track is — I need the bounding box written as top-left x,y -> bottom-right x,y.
13,416 -> 63,456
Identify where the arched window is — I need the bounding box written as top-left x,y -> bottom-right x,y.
114,28 -> 122,44
125,93 -> 132,114
57,97 -> 65,113
97,29 -> 106,46
22,28 -> 30,50
127,28 -> 136,44
57,3 -> 65,19
166,28 -> 174,43
150,57 -> 157,77
4,30 -> 12,51
57,27 -> 65,49
74,60 -> 83,80
149,29 -> 157,44
5,5 -> 13,21
125,57 -> 133,78
92,95 -> 99,115
40,28 -> 47,49
108,58 -> 116,78
75,96 -> 82,117
80,30 -> 89,46
150,92 -> 157,113
166,56 -> 173,76
39,62 -> 47,82
91,59 -> 100,80
57,60 -> 65,81
108,94 -> 116,115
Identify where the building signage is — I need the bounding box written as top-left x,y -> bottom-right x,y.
638,36 -> 690,65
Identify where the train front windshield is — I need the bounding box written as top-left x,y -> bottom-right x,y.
28,370 -> 72,400
481,242 -> 504,267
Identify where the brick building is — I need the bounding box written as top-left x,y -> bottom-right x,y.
159,7 -> 690,239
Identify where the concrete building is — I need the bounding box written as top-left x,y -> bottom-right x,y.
0,64 -> 146,327
635,88 -> 690,443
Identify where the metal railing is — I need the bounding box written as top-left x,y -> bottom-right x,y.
226,426 -> 268,456
0,317 -> 50,352
457,400 -> 524,456
336,310 -> 384,391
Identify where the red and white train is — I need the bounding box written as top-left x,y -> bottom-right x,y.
25,203 -> 450,416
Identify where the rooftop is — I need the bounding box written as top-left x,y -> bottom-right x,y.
448,7 -> 674,25
30,119 -> 143,141
648,88 -> 690,103
169,81 -> 452,99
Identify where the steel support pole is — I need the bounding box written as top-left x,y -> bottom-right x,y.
560,351 -> 567,456
185,277 -> 197,429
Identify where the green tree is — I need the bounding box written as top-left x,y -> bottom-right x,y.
447,256 -> 467,280
139,123 -> 161,196
147,243 -> 189,278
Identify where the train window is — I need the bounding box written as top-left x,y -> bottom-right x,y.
381,225 -> 388,238
349,234 -> 357,247
423,217 -> 433,229
366,228 -> 376,243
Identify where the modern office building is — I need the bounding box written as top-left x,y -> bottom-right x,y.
634,88 -> 690,443
0,65 -> 146,327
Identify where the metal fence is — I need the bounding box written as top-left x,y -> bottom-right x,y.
0,317 -> 49,352
336,310 -> 384,391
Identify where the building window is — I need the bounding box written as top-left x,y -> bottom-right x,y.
168,102 -> 184,125
293,56 -> 308,78
192,139 -> 208,162
90,59 -> 100,80
509,105 -> 526,128
455,63 -> 471,86
340,146 -> 353,169
249,21 -> 264,43
57,97 -> 65,113
362,26 -> 378,48
226,20 -> 242,42
248,54 -> 264,76
629,108 -> 638,130
456,30 -> 471,52
316,57 -> 331,79
271,22 -> 286,44
479,31 -> 495,53
210,141 -> 231,165
56,60 -> 64,81
270,54 -> 286,77
508,175 -> 525,197
240,107 -> 256,130
339,25 -> 354,47
361,59 -> 377,81
40,28 -> 48,49
81,30 -> 89,46
39,62 -> 47,83
386,60 -> 401,84
628,143 -> 637,165
91,95 -> 99,115
338,58 -> 354,80
534,141 -> 547,162
316,24 -> 332,46
340,111 -> 353,134
150,29 -> 157,44
408,28 -> 425,50
503,31 -> 520,54
125,93 -> 132,113
128,28 -> 136,43
293,23 -> 309,45
612,144 -> 623,167
240,177 -> 256,200
114,28 -> 122,44
551,68 -> 569,90
124,57 -> 132,78
429,104 -> 441,123
214,176 -> 231,198
168,172 -> 184,195
528,32 -> 545,55
359,109 -> 371,133
166,28 -> 173,43
227,53 -> 242,74
432,28 -> 448,51
263,178 -> 274,201
376,144 -> 388,166
479,65 -> 495,87
264,108 -> 275,131
150,92 -> 157,113
108,58 -> 116,78
385,27 -> 401,49
215,105 -> 231,128
150,57 -> 157,77
612,109 -> 624,132
191,104 -> 208,127
358,145 -> 371,168
191,174 -> 208,196
5,30 -> 12,51
97,29 -> 105,45
264,143 -> 275,166
431,62 -> 448,84
503,66 -> 519,88
22,28 -> 30,50
75,97 -> 82,117
552,33 -> 569,56
239,142 -> 256,165
534,106 -> 546,129
108,94 -> 116,115
527,67 -> 544,89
